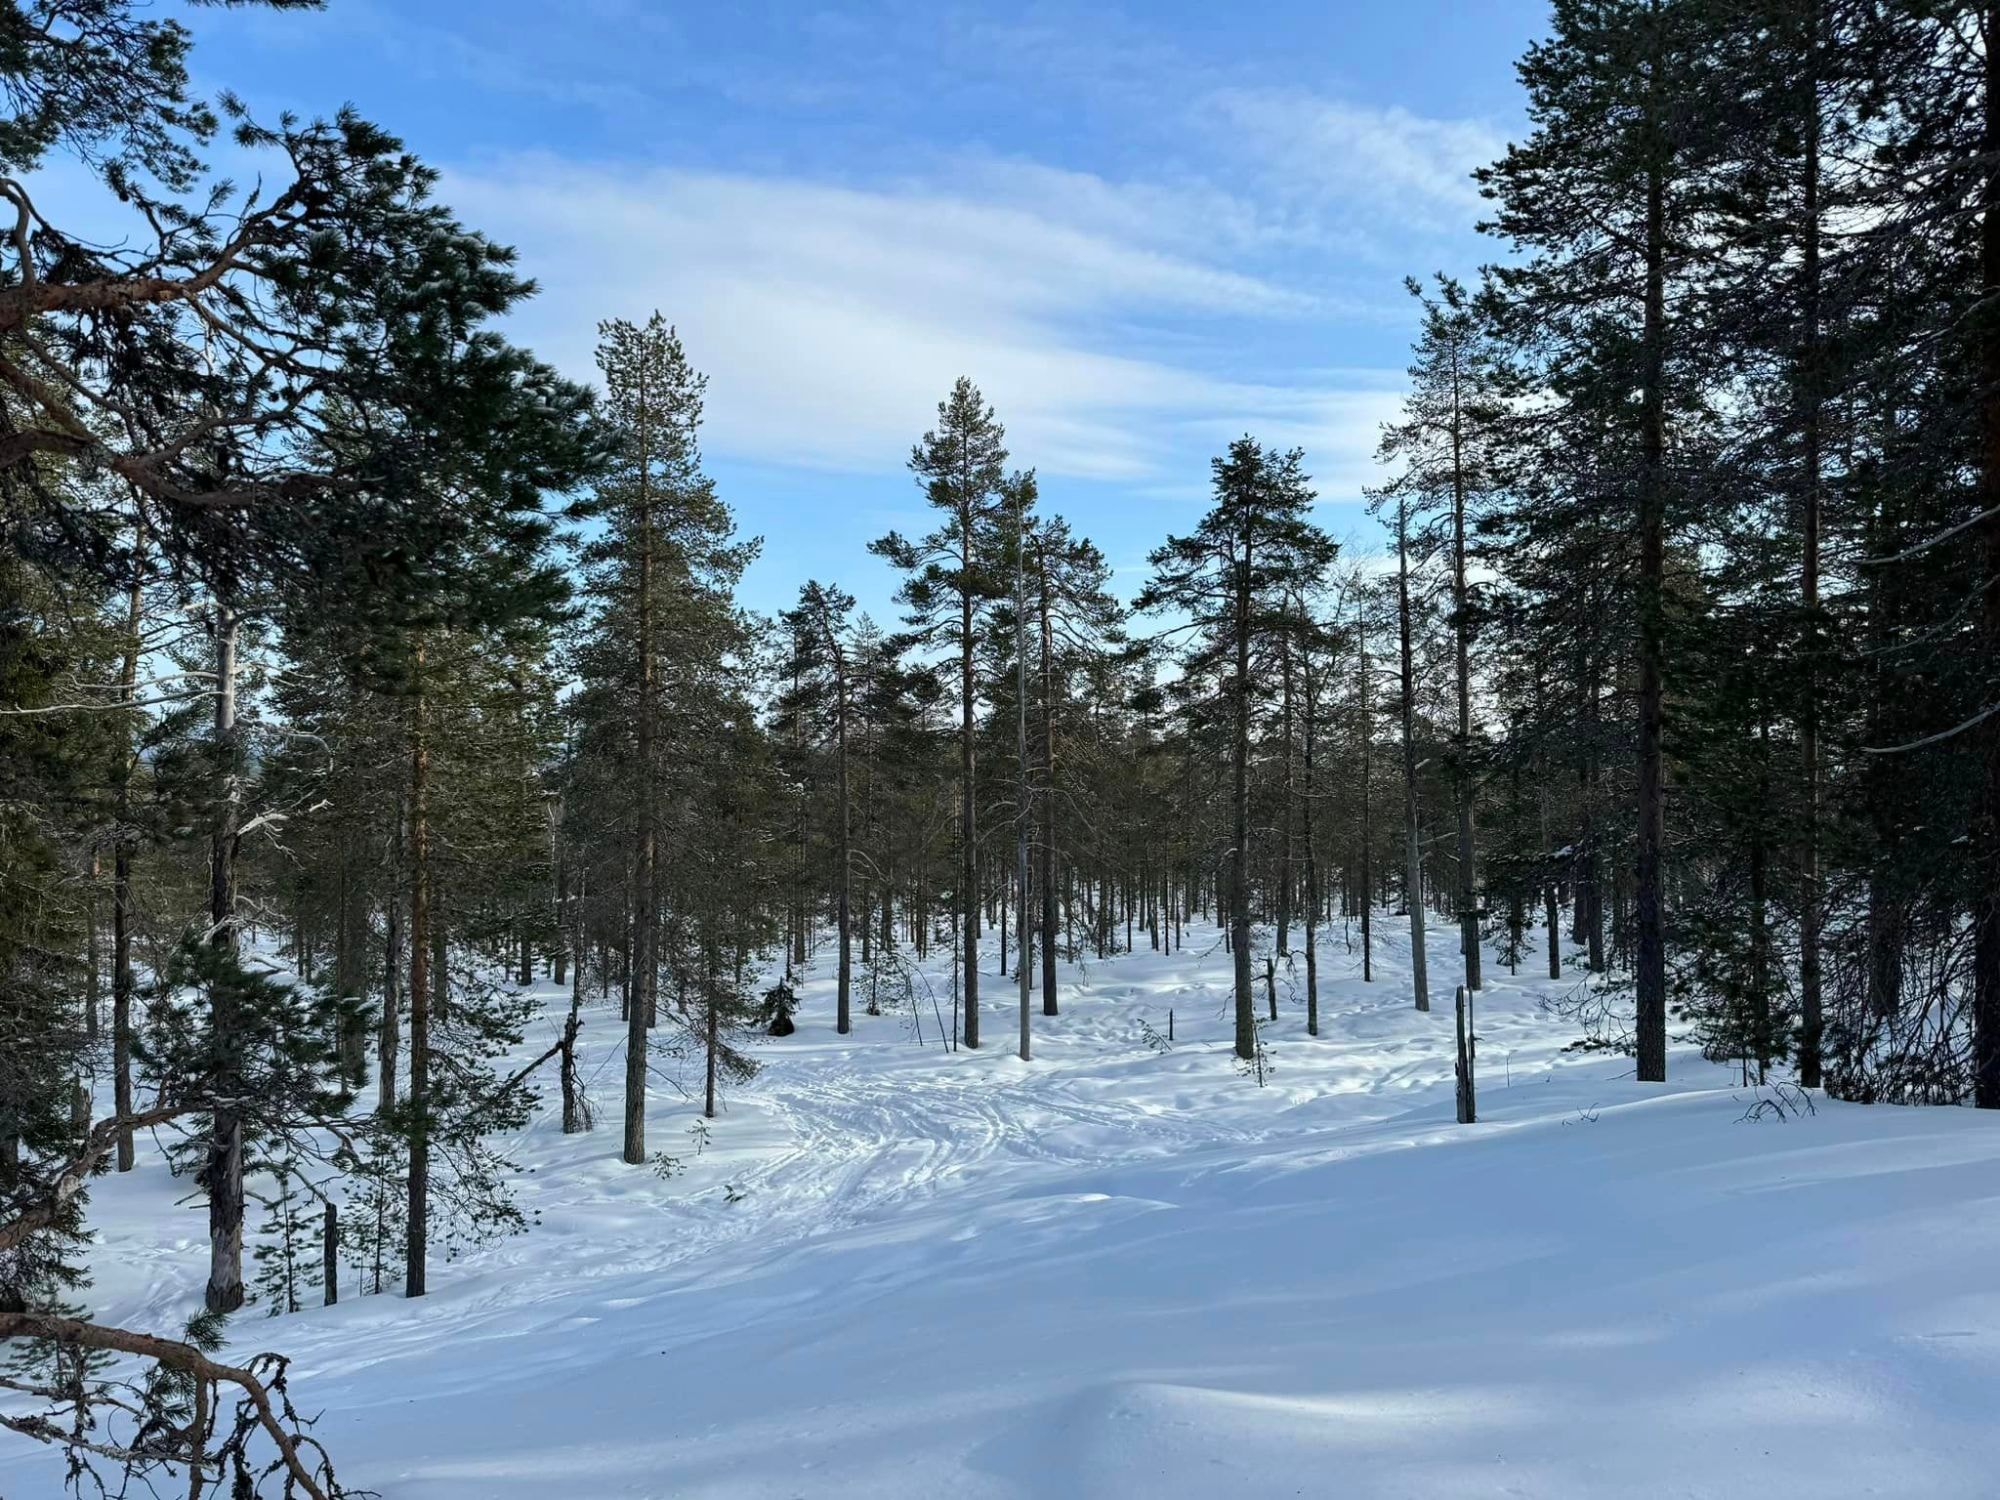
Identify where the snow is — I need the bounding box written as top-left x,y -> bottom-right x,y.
11,916 -> 2000,1498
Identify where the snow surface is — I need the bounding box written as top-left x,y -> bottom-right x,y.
10,915 -> 2000,1499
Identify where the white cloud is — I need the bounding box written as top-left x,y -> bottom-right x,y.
442,156 -> 1404,488
1206,88 -> 1505,228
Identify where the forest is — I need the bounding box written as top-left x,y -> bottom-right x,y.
3,2 -> 1999,1497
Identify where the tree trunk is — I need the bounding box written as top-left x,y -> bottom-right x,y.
405,649 -> 431,1299
1277,626 -> 1295,956
431,918 -> 447,1028
1863,480 -> 1904,1025
380,798 -> 403,1114
112,561 -> 141,1173
960,520 -> 981,1050
1455,985 -> 1476,1124
1396,497 -> 1429,1010
1450,355 -> 1482,994
1016,513 -> 1033,1061
1749,787 -> 1772,1086
626,422 -> 657,1161
563,868 -> 587,1133
203,604 -> 244,1316
84,859 -> 99,1041
1040,550 -> 1060,1017
1230,527 -> 1256,1060
1633,40 -> 1670,1086
323,1202 -> 338,1307
1581,654 -> 1607,973
1303,615 -> 1321,1036
704,986 -> 719,1120
1359,602 -> 1374,985
1795,0 -> 1826,1089
835,656 -> 853,1035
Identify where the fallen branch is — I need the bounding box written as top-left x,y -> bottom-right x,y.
0,1104 -> 195,1253
0,1311 -> 348,1499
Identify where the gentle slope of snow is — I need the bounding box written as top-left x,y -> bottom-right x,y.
10,916 -> 2000,1498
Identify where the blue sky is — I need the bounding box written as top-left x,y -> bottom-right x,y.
183,0 -> 1547,616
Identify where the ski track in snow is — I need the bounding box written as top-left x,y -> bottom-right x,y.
10,917 -> 2000,1498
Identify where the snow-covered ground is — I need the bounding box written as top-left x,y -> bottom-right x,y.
11,914 -> 2000,1498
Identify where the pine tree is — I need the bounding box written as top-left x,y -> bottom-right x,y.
872,379 -> 1011,1049
1139,439 -> 1336,1060
1376,275 -> 1508,996
1025,518 -> 1120,1016
1480,0 -> 1728,1081
780,581 -> 861,1034
570,315 -> 751,1156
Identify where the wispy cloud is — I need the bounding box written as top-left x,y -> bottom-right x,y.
1206,88 -> 1505,231
444,156 -> 1402,489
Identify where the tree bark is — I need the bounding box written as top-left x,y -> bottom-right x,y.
832,622 -> 853,1036
1015,511 -> 1033,1061
379,796 -> 403,1114
1277,625 -> 1295,956
1633,46 -> 1671,1084
1449,345 -> 1482,994
1040,558 -> 1060,1018
1302,600 -> 1321,1035
1796,0 -> 1826,1089
111,561 -> 141,1173
323,1202 -> 338,1307
1230,519 -> 1256,1059
960,509 -> 981,1049
405,648 -> 431,1298
203,604 -> 244,1315
626,385 -> 657,1160
1396,496 -> 1430,1010
1359,606 -> 1374,984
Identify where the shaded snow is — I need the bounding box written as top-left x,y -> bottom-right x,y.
10,915 -> 2000,1498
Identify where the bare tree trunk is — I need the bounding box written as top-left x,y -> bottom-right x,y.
1040,548 -> 1060,1018
431,918 -> 447,1029
1750,740 -> 1773,1086
1015,504 -> 1033,1062
1449,352 -> 1482,994
1542,815 -> 1561,982
1396,497 -> 1429,1010
1303,603 -> 1321,1035
405,647 -> 431,1298
562,868 -> 587,1133
835,656 -> 853,1035
626,415 -> 657,1161
380,798 -> 403,1114
83,857 -> 99,1042
552,838 -> 569,988
203,604 -> 244,1316
112,560 -> 141,1173
1454,985 -> 1476,1124
1580,650 -> 1607,973
704,984 -> 719,1120
960,516 -> 981,1049
323,1202 -> 338,1307
1231,526 -> 1256,1060
1277,626 -> 1295,956
1359,601 -> 1374,984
